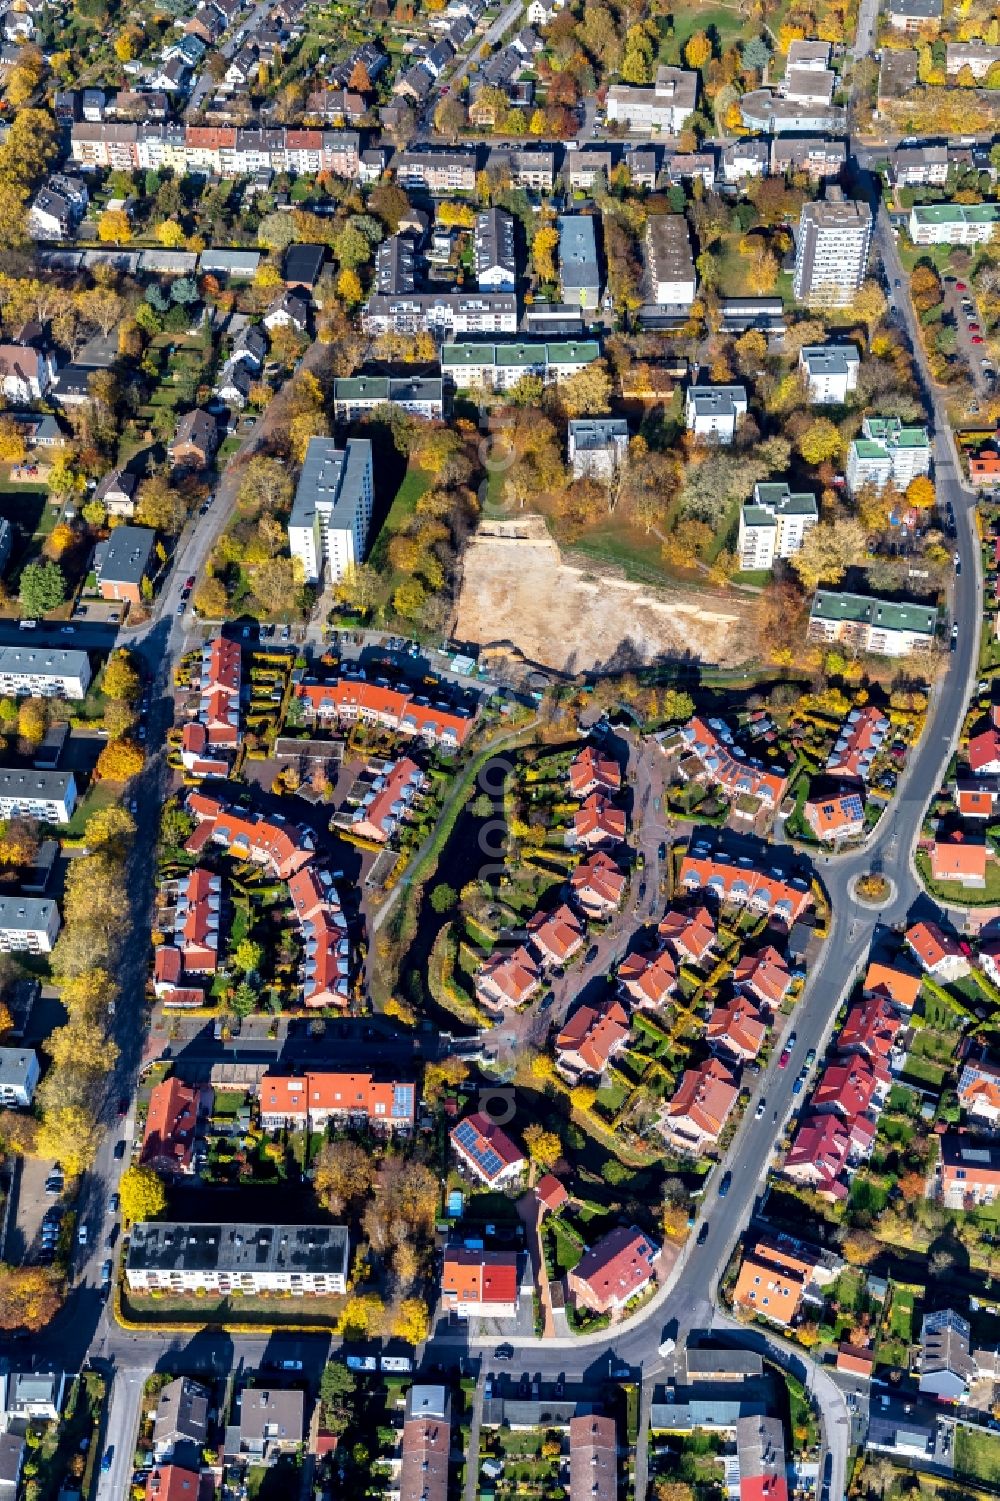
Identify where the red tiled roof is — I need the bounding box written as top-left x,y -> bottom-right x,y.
296,677 -> 474,745
568,745 -> 621,797
571,1225 -> 659,1307
707,995 -> 766,1060
527,903 -> 584,964
658,905 -> 716,962
618,946 -> 677,1007
969,728 -> 1000,774
680,716 -> 787,807
862,960 -> 921,1010
573,794 -> 627,846
442,1248 -> 519,1305
570,851 -> 626,911
906,920 -> 965,972
679,849 -> 811,924
535,1173 -> 569,1213
450,1111 -> 525,1183
839,995 -> 903,1061
147,1467 -> 202,1501
666,1057 -> 738,1139
556,998 -> 630,1074
733,945 -> 792,1007
930,834 -> 989,881
141,1078 -> 201,1173
476,945 -> 540,1007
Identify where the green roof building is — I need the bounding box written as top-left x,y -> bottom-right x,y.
909,202 -> 1000,246
846,415 -> 931,495
738,481 -> 818,571
440,339 -> 600,392
808,589 -> 937,657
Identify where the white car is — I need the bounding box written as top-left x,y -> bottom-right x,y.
78,1224 -> 88,1246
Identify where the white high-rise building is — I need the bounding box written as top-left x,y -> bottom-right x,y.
288,438 -> 374,586
793,188 -> 873,306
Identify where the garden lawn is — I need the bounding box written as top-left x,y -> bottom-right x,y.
955,1424 -> 1000,1488
63,779 -> 119,838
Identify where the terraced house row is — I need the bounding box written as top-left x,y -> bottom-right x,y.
70,123 -> 363,176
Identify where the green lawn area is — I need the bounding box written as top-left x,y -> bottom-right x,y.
246,1455 -> 303,1500
658,1 -> 747,53
917,846 -> 1000,906
887,1282 -> 917,1342
549,1218 -> 583,1275
955,1424 -> 1000,1488
900,1053 -> 949,1089
384,463 -> 431,534
564,520 -> 679,587
63,779 -> 119,838
212,1089 -> 247,1118
123,1287 -> 347,1327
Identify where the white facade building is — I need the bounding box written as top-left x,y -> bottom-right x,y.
737,482 -> 819,571
0,647 -> 91,698
125,1221 -> 350,1295
793,188 -> 873,306
0,1048 -> 40,1108
845,417 -> 931,495
0,897 -> 61,954
606,66 -> 697,133
799,344 -> 861,404
0,768 -> 77,823
567,418 -> 629,481
288,437 -> 374,587
684,385 -> 748,445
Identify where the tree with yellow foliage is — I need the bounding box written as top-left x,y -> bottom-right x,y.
0,1264 -> 62,1331
36,1104 -> 95,1177
0,418 -> 26,465
97,209 -> 131,244
524,1124 -> 562,1173
337,1293 -> 385,1339
906,474 -> 935,509
684,31 -> 712,68
391,1297 -> 430,1345
532,223 -> 560,283
119,1164 -> 167,1223
336,266 -> 363,306
95,738 -> 144,782
43,523 -> 75,562
156,219 -> 186,248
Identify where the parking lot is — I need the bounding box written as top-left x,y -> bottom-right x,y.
3,1152 -> 61,1266
944,276 -> 997,398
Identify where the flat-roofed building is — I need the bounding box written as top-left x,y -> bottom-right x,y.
558,214 -> 601,311
126,1221 -> 349,1294
567,417 -> 629,481
644,215 -> 696,307
799,343 -> 860,404
846,416 -> 930,494
289,437 -> 373,586
0,646 -> 91,698
333,376 -> 443,421
0,768 -> 76,823
441,339 -> 600,392
807,590 -> 936,657
0,896 -> 60,954
737,482 -> 818,571
793,187 -> 872,306
909,202 -> 1000,247
606,65 -> 697,133
684,384 -> 748,445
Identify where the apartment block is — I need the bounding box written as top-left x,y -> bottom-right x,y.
289,437 -> 373,586
793,187 -> 872,306
644,215 -> 696,307
737,482 -> 818,571
908,202 -> 1000,246
126,1222 -> 349,1294
0,768 -> 77,823
0,896 -> 61,954
441,339 -> 599,392
0,646 -> 91,698
845,416 -> 931,494
807,590 -> 936,657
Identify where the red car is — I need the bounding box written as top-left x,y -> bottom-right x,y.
778,1048 -> 791,1069
968,322 -> 981,333
186,576 -> 196,589
972,335 -> 985,345
956,281 -> 968,291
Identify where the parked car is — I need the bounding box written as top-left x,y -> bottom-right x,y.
78,1224 -> 88,1246
778,1049 -> 790,1069
101,1448 -> 113,1475
718,1170 -> 732,1197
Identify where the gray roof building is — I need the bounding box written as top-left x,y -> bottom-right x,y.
128,1221 -> 349,1283
474,208 -> 516,290
558,215 -> 601,310
153,1377 -> 211,1461
197,249 -> 261,278
0,1433 -> 24,1501
225,1387 -> 305,1463
93,525 -> 156,592
375,233 -> 417,295
0,895 -> 60,939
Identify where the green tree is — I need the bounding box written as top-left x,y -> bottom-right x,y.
18,561 -> 65,618
232,938 -> 263,974
429,884 -> 457,914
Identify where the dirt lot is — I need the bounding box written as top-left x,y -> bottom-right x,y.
453,518 -> 758,674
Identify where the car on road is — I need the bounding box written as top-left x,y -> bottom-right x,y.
968,322 -> 981,333
279,1359 -> 303,1371
117,1099 -> 128,1118
972,335 -> 985,345
696,1221 -> 710,1244
954,553 -> 961,574
44,1172 -> 63,1195
956,281 -> 968,292
175,602 -> 185,615
805,1048 -> 816,1066
113,1139 -> 126,1159
101,1448 -> 113,1475
108,1193 -> 119,1215
18,619 -> 37,630
951,623 -> 960,651
786,1031 -> 797,1050
755,1099 -> 766,1119
100,1260 -> 112,1289
77,1224 -> 88,1246
638,881 -> 646,900
718,1170 -> 732,1197
186,576 -> 196,589
62,625 -> 75,635
778,1048 -> 790,1069
494,1343 -> 514,1360
792,1075 -> 804,1095
585,944 -> 599,962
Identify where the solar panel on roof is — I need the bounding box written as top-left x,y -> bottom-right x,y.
455,1121 -> 477,1148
